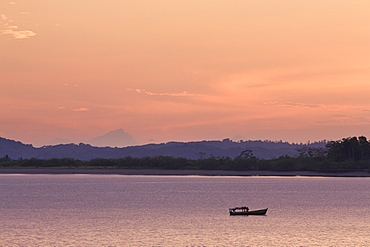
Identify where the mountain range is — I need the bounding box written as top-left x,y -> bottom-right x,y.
0,136 -> 326,161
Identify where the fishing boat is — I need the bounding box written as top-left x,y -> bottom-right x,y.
229,207 -> 268,216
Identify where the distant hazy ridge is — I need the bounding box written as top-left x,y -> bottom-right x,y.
0,137 -> 326,161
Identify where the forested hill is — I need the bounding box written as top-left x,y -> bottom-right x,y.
0,137 -> 326,161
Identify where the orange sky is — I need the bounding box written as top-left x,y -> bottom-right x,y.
1,0 -> 370,146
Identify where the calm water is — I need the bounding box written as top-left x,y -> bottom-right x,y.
1,174 -> 370,246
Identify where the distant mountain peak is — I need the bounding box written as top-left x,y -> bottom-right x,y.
87,129 -> 137,147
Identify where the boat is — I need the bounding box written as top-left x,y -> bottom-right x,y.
229,207 -> 268,216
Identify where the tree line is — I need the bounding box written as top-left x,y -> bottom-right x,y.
1,136 -> 370,173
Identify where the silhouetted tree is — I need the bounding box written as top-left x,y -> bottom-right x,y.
326,136 -> 370,161
296,146 -> 327,158
238,149 -> 256,159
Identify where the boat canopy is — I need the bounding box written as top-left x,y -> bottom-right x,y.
229,206 -> 248,210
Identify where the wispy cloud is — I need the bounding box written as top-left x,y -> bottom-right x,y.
265,101 -> 322,108
0,14 -> 36,39
126,88 -> 204,97
58,106 -> 89,112
1,26 -> 36,39
72,108 -> 89,112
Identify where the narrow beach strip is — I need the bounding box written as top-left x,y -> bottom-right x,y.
0,169 -> 369,177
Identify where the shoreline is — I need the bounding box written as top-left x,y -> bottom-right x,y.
0,168 -> 370,177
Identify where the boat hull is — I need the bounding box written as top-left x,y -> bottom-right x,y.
229,208 -> 268,216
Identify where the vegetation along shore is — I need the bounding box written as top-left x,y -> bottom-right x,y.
1,136 -> 370,176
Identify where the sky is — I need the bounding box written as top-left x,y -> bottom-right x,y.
1,0 -> 370,146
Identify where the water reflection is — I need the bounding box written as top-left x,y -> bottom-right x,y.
1,175 -> 370,246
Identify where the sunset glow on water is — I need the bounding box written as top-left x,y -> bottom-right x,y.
1,175 -> 370,246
